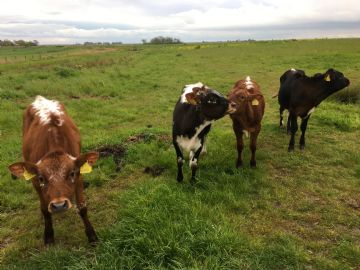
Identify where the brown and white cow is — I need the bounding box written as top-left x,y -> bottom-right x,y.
8,96 -> 99,245
227,76 -> 265,168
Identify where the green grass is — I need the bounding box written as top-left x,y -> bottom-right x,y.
1,39 -> 360,270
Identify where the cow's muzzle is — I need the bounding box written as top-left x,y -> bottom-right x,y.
48,198 -> 72,213
226,102 -> 237,114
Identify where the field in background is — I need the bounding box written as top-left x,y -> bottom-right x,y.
0,39 -> 359,269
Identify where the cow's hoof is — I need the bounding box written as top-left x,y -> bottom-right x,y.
177,175 -> 183,182
300,144 -> 305,150
236,161 -> 243,168
288,146 -> 294,152
250,161 -> 257,168
190,177 -> 196,185
44,238 -> 55,246
88,234 -> 98,246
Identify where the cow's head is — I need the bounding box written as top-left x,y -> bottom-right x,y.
227,87 -> 262,114
8,151 -> 98,213
323,69 -> 350,92
185,86 -> 232,119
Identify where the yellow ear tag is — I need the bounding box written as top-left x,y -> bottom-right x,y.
23,169 -> 36,181
325,74 -> 331,82
252,99 -> 259,106
80,162 -> 92,174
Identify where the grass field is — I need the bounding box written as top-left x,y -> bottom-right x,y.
0,39 -> 359,270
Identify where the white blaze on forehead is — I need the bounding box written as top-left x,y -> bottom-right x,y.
245,76 -> 253,90
180,82 -> 204,103
32,96 -> 64,126
291,68 -> 297,72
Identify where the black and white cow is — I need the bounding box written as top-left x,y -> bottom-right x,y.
172,82 -> 233,183
277,68 -> 350,151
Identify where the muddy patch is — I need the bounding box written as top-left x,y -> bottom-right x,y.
94,132 -> 171,173
95,144 -> 126,172
143,166 -> 165,177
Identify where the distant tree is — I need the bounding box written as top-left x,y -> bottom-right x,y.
141,39 -> 147,44
149,36 -> 182,44
0,40 -> 15,46
0,39 -> 38,47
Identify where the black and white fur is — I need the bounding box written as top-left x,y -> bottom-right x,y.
172,82 -> 231,183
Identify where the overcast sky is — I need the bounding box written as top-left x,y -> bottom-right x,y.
1,0 -> 360,44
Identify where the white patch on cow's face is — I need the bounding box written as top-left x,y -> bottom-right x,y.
180,82 -> 204,103
32,96 -> 64,126
245,76 -> 253,90
176,121 -> 213,153
291,68 -> 296,72
307,107 -> 315,117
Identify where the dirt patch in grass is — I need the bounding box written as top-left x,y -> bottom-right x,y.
96,144 -> 126,172
94,132 -> 171,172
143,166 -> 165,177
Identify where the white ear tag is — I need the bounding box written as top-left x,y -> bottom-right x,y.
80,162 -> 92,174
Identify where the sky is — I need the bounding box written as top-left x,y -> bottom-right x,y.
1,0 -> 360,44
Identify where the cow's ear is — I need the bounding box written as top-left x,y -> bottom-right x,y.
324,69 -> 334,82
185,92 -> 199,105
324,74 -> 331,82
8,162 -> 38,180
76,152 -> 99,174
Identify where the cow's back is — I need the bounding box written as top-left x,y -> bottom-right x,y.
22,96 -> 81,163
278,69 -> 306,109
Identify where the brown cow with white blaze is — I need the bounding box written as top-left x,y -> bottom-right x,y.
228,76 -> 265,168
9,96 -> 99,245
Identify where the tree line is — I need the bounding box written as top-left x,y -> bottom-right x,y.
142,36 -> 182,44
0,40 -> 39,47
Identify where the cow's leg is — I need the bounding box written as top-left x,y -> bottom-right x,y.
79,207 -> 98,244
286,114 -> 291,134
173,139 -> 184,182
76,176 -> 98,244
41,208 -> 54,245
299,116 -> 310,150
250,129 -> 260,168
190,146 -> 203,184
288,113 -> 298,152
279,106 -> 285,127
233,121 -> 244,168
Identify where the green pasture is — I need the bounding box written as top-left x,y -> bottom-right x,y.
0,39 -> 359,269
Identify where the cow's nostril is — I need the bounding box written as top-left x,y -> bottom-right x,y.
50,200 -> 68,212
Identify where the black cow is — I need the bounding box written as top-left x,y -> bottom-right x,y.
277,68 -> 350,151
172,82 -> 233,183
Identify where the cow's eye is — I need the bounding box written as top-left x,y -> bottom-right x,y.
38,175 -> 45,187
207,98 -> 217,104
69,171 -> 76,178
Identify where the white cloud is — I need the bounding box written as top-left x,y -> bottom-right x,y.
0,0 -> 359,44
